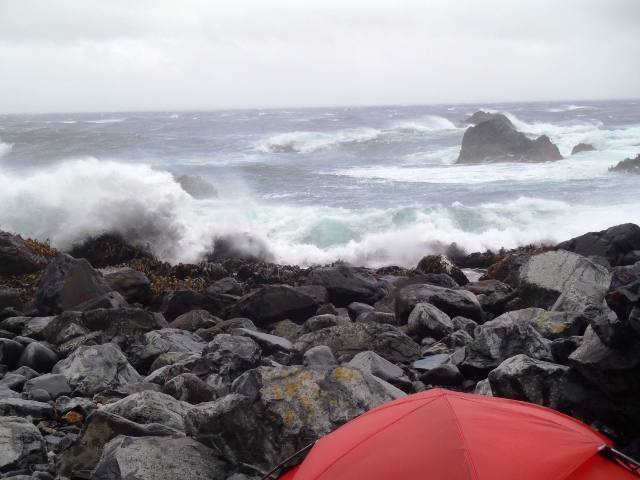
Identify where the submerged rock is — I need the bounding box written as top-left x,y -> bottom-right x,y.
571,143 -> 595,155
176,174 -> 219,199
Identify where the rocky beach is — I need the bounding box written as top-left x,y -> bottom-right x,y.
0,218 -> 639,479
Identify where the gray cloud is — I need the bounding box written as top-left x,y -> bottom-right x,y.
1,0 -> 639,113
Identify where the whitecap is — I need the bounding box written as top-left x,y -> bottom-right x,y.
256,128 -> 381,154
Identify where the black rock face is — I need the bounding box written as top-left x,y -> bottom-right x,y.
571,143 -> 595,155
456,118 -> 563,164
609,153 -> 640,175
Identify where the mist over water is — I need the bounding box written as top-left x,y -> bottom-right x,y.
0,100 -> 638,267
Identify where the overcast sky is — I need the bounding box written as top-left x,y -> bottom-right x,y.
1,0 -> 639,114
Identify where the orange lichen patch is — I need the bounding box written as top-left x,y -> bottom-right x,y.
62,411 -> 84,426
332,367 -> 359,385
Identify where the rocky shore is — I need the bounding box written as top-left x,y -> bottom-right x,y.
0,223 -> 639,479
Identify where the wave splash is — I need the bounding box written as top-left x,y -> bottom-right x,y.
257,128 -> 380,154
0,142 -> 12,157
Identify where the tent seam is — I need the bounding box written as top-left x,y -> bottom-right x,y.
309,391 -> 446,480
444,395 -> 480,480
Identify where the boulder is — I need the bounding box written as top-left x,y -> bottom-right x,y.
16,342 -> 59,373
463,279 -> 516,317
302,345 -> 337,367
23,373 -> 71,400
0,374 -> 27,392
292,323 -> 420,364
529,311 -> 589,340
176,174 -> 219,199
550,336 -> 583,364
232,328 -> 293,355
451,316 -> 478,337
419,363 -> 464,387
128,328 -> 206,373
231,285 -> 318,327
0,289 -> 22,313
480,253 -> 531,288
55,395 -> 97,416
347,302 -> 374,320
518,250 -> 611,309
488,354 -> 569,410
440,329 -> 474,351
609,153 -> 640,175
57,410 -> 184,478
188,365 -> 398,470
0,339 -> 24,370
20,316 -> 56,340
455,117 -> 563,164
99,267 -> 153,305
101,390 -> 192,432
169,309 -> 220,332
155,289 -> 225,322
459,111 -> 515,128
355,311 -> 400,326
162,373 -> 215,404
550,278 -> 610,318
52,344 -> 143,397
412,354 -> 450,373
207,277 -> 244,297
473,379 -> 493,396
0,232 -> 49,278
305,265 -> 388,307
195,317 -> 256,342
406,303 -> 454,340
416,254 -> 469,286
35,253 -> 113,315
571,143 -> 595,155
0,398 -> 54,419
0,416 -> 46,473
347,351 -> 412,391
396,284 -> 485,324
72,291 -> 128,312
459,309 -> 553,379
556,223 -> 640,268
294,285 -> 329,305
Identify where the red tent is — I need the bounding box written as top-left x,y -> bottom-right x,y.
276,389 -> 638,480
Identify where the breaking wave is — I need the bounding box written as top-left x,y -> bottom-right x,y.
257,128 -> 380,154
0,142 -> 12,157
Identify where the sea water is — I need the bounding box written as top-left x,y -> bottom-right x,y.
0,100 -> 638,267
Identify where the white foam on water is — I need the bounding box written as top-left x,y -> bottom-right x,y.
256,128 -> 381,154
392,115 -> 458,132
0,142 -> 12,157
86,118 -> 126,124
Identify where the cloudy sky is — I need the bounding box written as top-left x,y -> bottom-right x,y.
1,0 -> 639,114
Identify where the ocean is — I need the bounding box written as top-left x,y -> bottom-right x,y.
0,100 -> 639,267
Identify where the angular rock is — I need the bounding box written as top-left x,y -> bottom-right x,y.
571,143 -> 595,155
488,354 -> 569,410
473,379 -> 493,396
355,311 -> 400,326
128,328 -> 206,373
396,284 -> 485,324
456,117 -> 562,164
412,354 -> 449,372
101,390 -> 192,432
480,253 -> 531,288
294,285 -> 329,305
155,289 -> 225,323
20,316 -> 56,340
302,345 -> 337,367
416,254 -> 469,286
459,309 -> 553,379
0,339 -> 24,370
162,373 -> 215,404
55,395 -> 97,416
57,331 -> 103,357
35,253 -> 113,315
0,416 -> 46,473
72,291 -> 128,312
168,309 -> 221,332
419,363 -> 463,387
57,410 -> 183,478
451,316 -> 478,337
99,267 -> 153,305
518,250 -> 611,309
609,153 -> 640,175
529,311 -> 589,340
0,398 -> 54,419
0,374 -> 27,392
292,322 -> 420,364
347,302 -> 374,320
53,344 -> 143,397
16,342 -> 59,373
406,303 -> 454,340
208,277 -> 244,297
551,277 -> 610,318
550,336 -> 583,364
0,232 -> 49,278
347,351 -> 411,390
23,373 -> 71,400
195,317 -> 256,343
440,329 -> 474,351
305,265 -> 388,307
232,328 -> 292,355
231,285 -> 318,327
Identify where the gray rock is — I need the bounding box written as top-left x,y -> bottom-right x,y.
451,316 -> 478,336
101,390 -> 192,432
396,284 -> 485,325
571,143 -> 595,155
57,410 -> 184,478
416,254 -> 469,286
176,174 -> 219,199
56,322 -> 90,344
529,311 -> 589,340
305,265 -> 388,307
518,251 -> 611,309
155,289 -> 225,323
23,373 -> 71,400
0,317 -> 30,335
27,388 -> 51,403
406,303 -> 454,340
459,111 -> 515,128
195,318 -> 256,342
294,285 -> 329,305
459,309 -> 553,379
189,365 -> 397,470
52,344 -> 143,396
0,417 -> 46,473
208,277 -> 244,297
355,311 -> 400,326
232,328 -> 293,355
16,342 -> 59,373
57,331 -> 103,357
162,374 -> 215,404
551,277 -> 610,318
168,310 -> 220,332
347,351 -> 411,390
231,284 -> 318,327
0,374 -> 27,392
99,267 -> 152,305
0,387 -> 19,400
488,354 -> 569,409
0,289 -> 22,313
200,335 -> 262,382
128,328 -> 206,373
35,253 -> 113,315
0,398 -> 54,419
419,363 -> 463,386
292,322 -> 420,364
473,379 -> 493,396
55,395 -> 97,416
550,336 -> 583,365
412,354 -> 449,372
20,316 -> 56,340
302,345 -> 337,367
71,291 -> 128,312
269,319 -> 302,341
347,302 -> 374,320
0,231 -> 49,278
0,339 -> 24,370
440,329 -> 474,351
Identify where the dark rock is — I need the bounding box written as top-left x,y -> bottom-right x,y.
302,345 -> 337,367
35,254 -> 113,315
347,351 -> 412,390
292,322 -> 420,364
396,284 -> 485,325
305,265 -> 388,307
23,373 -> 71,400
193,335 -> 262,386
72,291 -> 128,312
57,331 -> 103,358
168,309 -> 221,332
347,302 -> 374,320
406,303 -> 454,340
27,389 -> 51,403
556,223 -> 640,268
488,354 -> 569,409
416,254 -> 469,286
459,250 -> 498,269
195,318 -> 256,342
550,336 -> 583,364
232,328 -> 292,355
459,111 -> 515,128
207,277 -> 244,297
451,316 -> 478,337
155,289 -> 225,322
609,153 -> 640,175
162,373 -> 215,404
294,285 -> 329,305
0,232 -> 49,278
57,410 -> 184,478
268,319 -> 301,341
13,366 -> 39,380
518,250 -> 611,309
52,344 -> 143,397
571,143 -> 595,155
16,342 -> 59,373
0,290 -> 22,313
20,316 -> 56,340
55,395 -> 97,416
609,261 -> 640,291
459,309 -> 553,380
0,398 -> 54,419
176,174 -> 219,199
551,277 -> 610,319
440,329 -> 474,351
463,279 -> 516,317
419,363 -> 463,387
0,417 -> 46,473
231,285 -> 318,327
128,328 -> 206,374
355,311 -> 400,326
456,117 -> 562,164
99,267 -> 153,305
0,374 -> 27,392
606,279 -> 640,329
480,253 -> 531,288
0,339 -> 24,370
0,317 -> 30,336
148,352 -> 199,373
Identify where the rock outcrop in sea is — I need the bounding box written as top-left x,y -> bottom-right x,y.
571,143 -> 595,155
0,224 -> 639,478
609,153 -> 640,175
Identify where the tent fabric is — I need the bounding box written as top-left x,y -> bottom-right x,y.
282,388 -> 637,480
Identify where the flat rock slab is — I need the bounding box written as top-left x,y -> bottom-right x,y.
0,416 -> 46,473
